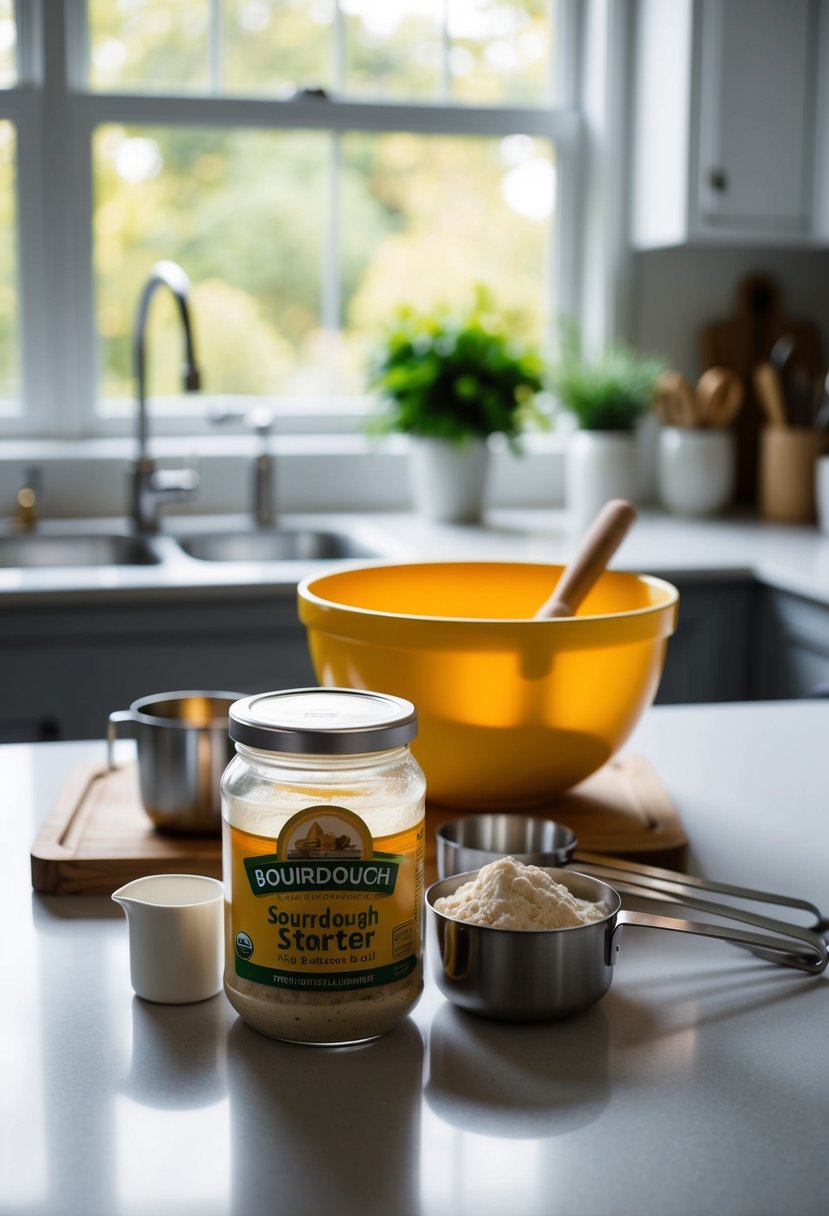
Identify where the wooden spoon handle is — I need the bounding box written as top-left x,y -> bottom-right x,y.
535,498 -> 638,619
696,367 -> 744,427
752,363 -> 789,428
655,371 -> 699,427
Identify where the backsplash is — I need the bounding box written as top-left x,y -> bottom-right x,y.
0,433 -> 571,520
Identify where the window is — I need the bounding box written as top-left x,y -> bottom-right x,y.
0,0 -> 17,417
0,1 -> 582,438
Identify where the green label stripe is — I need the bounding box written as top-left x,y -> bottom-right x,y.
244,851 -> 402,896
235,955 -> 418,991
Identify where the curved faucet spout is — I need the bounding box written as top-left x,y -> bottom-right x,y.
130,261 -> 202,532
133,260 -> 202,456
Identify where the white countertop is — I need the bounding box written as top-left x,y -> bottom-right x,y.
4,508 -> 829,606
4,700 -> 828,1216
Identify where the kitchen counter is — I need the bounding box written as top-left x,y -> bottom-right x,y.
3,507 -> 829,605
4,700 -> 828,1216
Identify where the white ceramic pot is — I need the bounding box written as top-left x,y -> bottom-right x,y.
408,436 -> 489,524
566,430 -> 639,532
657,427 -> 735,517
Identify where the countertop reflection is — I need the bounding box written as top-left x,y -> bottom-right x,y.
4,706 -> 829,1216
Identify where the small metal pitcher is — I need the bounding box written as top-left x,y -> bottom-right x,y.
108,690 -> 244,835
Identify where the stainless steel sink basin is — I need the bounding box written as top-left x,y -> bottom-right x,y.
177,529 -> 379,563
0,533 -> 161,568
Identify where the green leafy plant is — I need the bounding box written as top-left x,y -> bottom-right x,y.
551,321 -> 665,432
366,290 -> 546,451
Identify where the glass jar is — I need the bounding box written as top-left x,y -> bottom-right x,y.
221,688 -> 426,1045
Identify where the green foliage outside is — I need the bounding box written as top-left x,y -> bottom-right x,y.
551,321 -> 666,432
92,125 -> 552,404
0,3 -> 555,413
86,1 -> 554,406
88,1 -> 550,106
366,290 -> 547,450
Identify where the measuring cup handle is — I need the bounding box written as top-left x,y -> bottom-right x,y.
609,909 -> 827,976
107,710 -> 133,770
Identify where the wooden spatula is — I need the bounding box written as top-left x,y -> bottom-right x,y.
535,499 -> 638,619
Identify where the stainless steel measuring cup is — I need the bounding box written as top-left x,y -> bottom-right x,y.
108,690 -> 244,835
436,813 -> 826,944
425,814 -> 828,1022
426,864 -> 827,1023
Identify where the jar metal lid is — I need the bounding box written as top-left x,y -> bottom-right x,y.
228,687 -> 417,754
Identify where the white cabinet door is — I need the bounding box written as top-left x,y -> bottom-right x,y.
696,0 -> 815,232
631,0 -> 820,247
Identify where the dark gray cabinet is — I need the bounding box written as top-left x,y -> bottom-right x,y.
655,579 -> 756,704
3,574 -> 827,744
752,587 -> 829,699
0,594 -> 315,742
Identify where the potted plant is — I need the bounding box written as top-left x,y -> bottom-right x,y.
551,323 -> 665,528
367,291 -> 546,522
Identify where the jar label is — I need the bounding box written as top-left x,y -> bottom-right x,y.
228,805 -> 424,992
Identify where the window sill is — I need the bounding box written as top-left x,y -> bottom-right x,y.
0,431 -> 569,519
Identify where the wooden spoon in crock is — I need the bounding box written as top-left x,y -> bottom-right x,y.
535,498 -> 638,619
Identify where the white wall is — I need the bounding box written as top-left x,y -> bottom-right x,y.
632,247 -> 829,378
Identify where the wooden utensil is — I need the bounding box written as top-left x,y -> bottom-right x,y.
535,499 -> 638,619
696,367 -> 744,427
654,371 -> 699,427
753,363 -> 790,428
700,273 -> 823,498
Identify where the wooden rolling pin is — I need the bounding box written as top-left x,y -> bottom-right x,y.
535,498 -> 638,619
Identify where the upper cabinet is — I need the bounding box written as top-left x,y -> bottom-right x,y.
631,0 -> 821,249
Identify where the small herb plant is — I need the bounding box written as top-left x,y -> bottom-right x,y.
551,322 -> 665,432
367,291 -> 547,451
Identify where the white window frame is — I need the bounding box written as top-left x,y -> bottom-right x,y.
0,0 -> 587,443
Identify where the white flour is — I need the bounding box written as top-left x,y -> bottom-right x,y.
434,856 -> 608,930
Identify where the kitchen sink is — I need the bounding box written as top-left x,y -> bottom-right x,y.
177,529 -> 380,563
0,533 -> 162,568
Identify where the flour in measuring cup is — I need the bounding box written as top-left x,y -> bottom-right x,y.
434,856 -> 608,930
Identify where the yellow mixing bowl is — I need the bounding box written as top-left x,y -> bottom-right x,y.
297,562 -> 679,810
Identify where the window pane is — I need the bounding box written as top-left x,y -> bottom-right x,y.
343,0 -> 443,101
92,126 -> 552,409
0,0 -> 15,89
87,1 -> 554,103
224,0 -> 334,96
89,1 -> 210,93
92,125 -> 328,407
0,121 -> 18,413
339,132 -> 553,393
449,0 -> 551,104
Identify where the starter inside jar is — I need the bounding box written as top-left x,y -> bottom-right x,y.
222,763 -> 425,1046
224,964 -> 424,1045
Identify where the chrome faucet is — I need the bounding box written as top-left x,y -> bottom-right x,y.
130,261 -> 201,532
211,406 -> 276,527
248,407 -> 276,528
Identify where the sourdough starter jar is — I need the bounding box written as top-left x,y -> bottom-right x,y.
222,688 -> 426,1044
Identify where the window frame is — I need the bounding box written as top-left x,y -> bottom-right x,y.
1,0 -> 586,441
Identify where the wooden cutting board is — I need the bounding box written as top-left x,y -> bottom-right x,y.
424,753 -> 687,883
31,763 -> 222,896
31,754 -> 687,895
700,272 -> 824,501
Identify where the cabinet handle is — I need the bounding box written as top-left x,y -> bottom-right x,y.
708,168 -> 728,193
